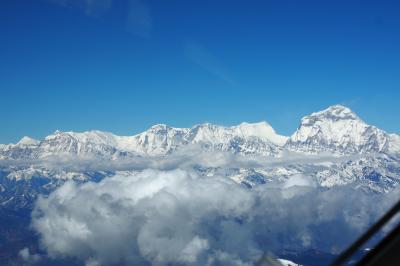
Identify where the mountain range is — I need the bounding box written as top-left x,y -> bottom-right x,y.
1,104 -> 400,266
1,105 -> 399,160
0,104 -> 399,209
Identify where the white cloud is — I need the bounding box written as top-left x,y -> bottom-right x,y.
31,168 -> 398,265
283,174 -> 316,189
19,248 -> 41,264
1,145 -> 357,174
179,236 -> 210,263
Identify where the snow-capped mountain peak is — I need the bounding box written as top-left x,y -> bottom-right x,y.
232,121 -> 288,145
17,136 -> 39,146
286,105 -> 390,154
188,121 -> 287,145
130,124 -> 189,155
300,104 -> 360,125
148,124 -> 173,131
186,122 -> 288,155
132,121 -> 287,156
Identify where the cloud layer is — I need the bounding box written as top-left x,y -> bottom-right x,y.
1,145 -> 359,173
32,168 -> 398,265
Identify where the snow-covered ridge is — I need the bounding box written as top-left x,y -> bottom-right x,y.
1,105 -> 399,159
0,121 -> 288,158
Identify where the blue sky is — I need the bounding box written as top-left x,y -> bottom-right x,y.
1,0 -> 400,143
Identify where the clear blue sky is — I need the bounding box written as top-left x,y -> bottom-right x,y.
1,0 -> 400,143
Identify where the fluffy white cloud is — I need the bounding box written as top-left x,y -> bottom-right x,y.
31,168 -> 398,265
283,174 -> 316,189
18,247 -> 41,264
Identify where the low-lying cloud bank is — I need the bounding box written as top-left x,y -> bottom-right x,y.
1,145 -> 360,173
32,169 -> 398,266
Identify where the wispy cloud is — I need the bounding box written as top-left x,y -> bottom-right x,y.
125,0 -> 152,38
184,41 -> 238,86
47,0 -> 153,38
47,0 -> 113,17
340,97 -> 362,109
